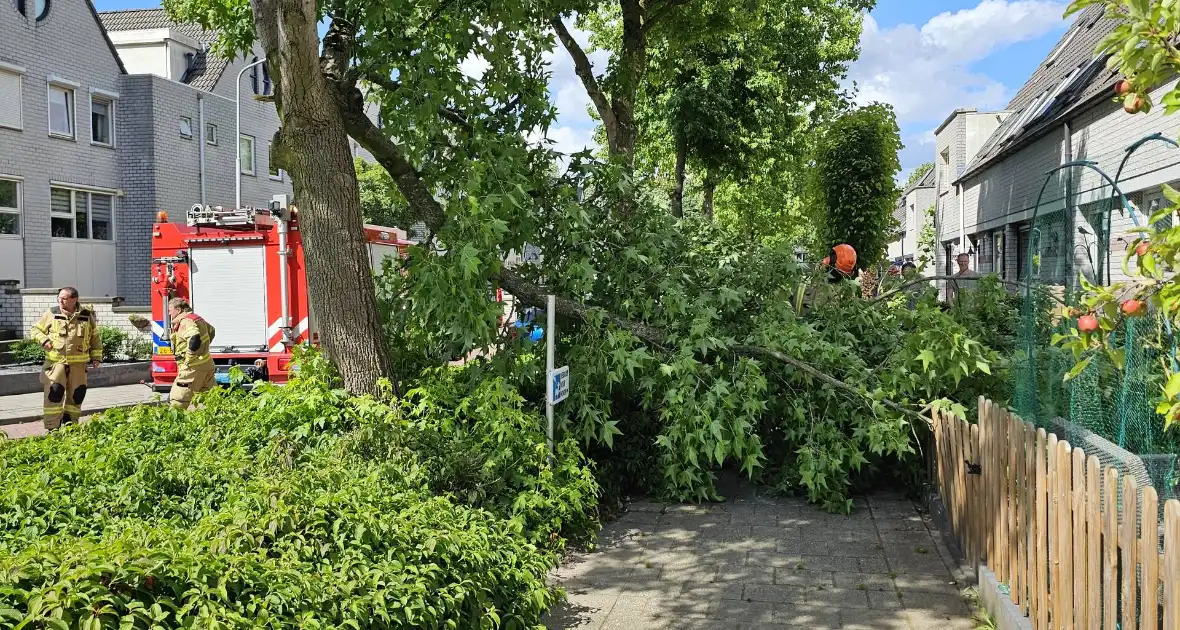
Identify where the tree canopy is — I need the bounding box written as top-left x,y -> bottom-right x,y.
154,0 -> 1007,510
811,103 -> 904,270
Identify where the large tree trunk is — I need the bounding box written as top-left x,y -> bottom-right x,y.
671,135 -> 686,218
250,0 -> 395,396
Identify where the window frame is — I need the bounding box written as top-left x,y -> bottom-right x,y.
239,134 -> 256,176
179,115 -> 193,139
49,185 -> 116,242
46,80 -> 76,140
268,142 -> 283,181
206,122 -> 217,146
0,176 -> 21,237
89,94 -> 114,148
0,66 -> 23,131
13,0 -> 50,20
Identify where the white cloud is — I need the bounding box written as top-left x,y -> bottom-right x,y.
848,0 -> 1071,125
541,19 -> 609,154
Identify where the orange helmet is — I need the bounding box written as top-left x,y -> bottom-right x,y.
821,244 -> 857,276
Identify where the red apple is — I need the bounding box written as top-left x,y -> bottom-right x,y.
1125,94 -> 1144,114
1122,299 -> 1146,317
1078,314 -> 1099,333
1115,79 -> 1132,96
1136,241 -> 1151,256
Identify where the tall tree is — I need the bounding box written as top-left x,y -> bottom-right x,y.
812,103 -> 903,270
614,0 -> 869,220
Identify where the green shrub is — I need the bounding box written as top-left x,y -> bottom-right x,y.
124,335 -> 153,360
98,325 -> 128,362
9,337 -> 44,363
0,349 -> 598,628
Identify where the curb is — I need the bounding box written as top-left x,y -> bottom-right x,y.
0,398 -> 164,427
0,362 -> 151,396
978,565 -> 1034,630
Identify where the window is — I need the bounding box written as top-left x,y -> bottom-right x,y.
48,84 -> 73,139
250,57 -> 260,94
50,187 -> 113,240
268,142 -> 282,180
0,179 -> 19,235
0,70 -> 21,130
90,96 -> 112,146
939,149 -> 951,189
13,0 -> 49,20
261,62 -> 272,96
206,123 -> 217,145
239,134 -> 255,175
179,116 -> 193,138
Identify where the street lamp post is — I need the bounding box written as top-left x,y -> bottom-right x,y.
236,56 -> 267,209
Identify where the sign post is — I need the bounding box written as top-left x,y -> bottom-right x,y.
545,294 -> 569,457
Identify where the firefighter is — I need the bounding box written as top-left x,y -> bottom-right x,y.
167,298 -> 216,410
821,243 -> 857,282
29,287 -> 102,431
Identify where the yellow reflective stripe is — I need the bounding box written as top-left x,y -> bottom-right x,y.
45,351 -> 64,362
64,404 -> 81,414
89,350 -> 103,359
186,354 -> 213,368
43,404 -> 64,413
66,353 -> 91,363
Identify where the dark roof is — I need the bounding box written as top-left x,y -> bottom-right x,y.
903,166 -> 936,194
955,5 -> 1122,184
99,9 -> 229,92
86,0 -> 127,75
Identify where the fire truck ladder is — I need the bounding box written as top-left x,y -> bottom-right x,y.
187,204 -> 270,228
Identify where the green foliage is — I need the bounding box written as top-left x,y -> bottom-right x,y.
9,338 -> 44,363
98,326 -> 128,363
812,103 -> 904,269
0,349 -> 599,628
904,162 -> 934,190
356,157 -> 410,228
916,204 -> 937,271
1059,0 -> 1180,430
9,326 -> 141,364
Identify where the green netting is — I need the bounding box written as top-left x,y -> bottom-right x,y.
1012,157 -> 1180,560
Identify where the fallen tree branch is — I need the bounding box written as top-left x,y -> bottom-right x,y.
498,267 -> 932,425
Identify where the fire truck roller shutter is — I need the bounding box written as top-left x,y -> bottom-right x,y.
188,245 -> 269,351
368,243 -> 402,274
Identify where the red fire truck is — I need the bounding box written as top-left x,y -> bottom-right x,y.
148,195 -> 414,391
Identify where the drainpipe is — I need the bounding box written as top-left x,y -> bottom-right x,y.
958,183 -> 965,258
198,93 -> 206,205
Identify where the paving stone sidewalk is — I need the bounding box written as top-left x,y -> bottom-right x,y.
0,384 -> 163,438
542,479 -> 976,630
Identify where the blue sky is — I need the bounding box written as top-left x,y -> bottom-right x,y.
94,0 -> 1076,182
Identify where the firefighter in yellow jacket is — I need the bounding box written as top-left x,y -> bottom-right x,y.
29,287 -> 102,431
167,298 -> 216,410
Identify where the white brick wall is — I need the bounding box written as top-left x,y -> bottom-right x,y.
0,290 -> 150,346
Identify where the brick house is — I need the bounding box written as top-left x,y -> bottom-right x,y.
887,166 -> 936,269
0,3 -> 295,333
935,4 -> 1180,291
99,8 -> 292,305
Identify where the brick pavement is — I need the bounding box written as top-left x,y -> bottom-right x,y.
0,384 -> 163,437
542,480 -> 976,630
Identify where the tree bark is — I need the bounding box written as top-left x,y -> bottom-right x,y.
702,171 -> 717,219
672,134 -> 686,218
249,1 -> 395,396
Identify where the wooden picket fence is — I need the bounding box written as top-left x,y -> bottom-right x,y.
933,397 -> 1180,629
